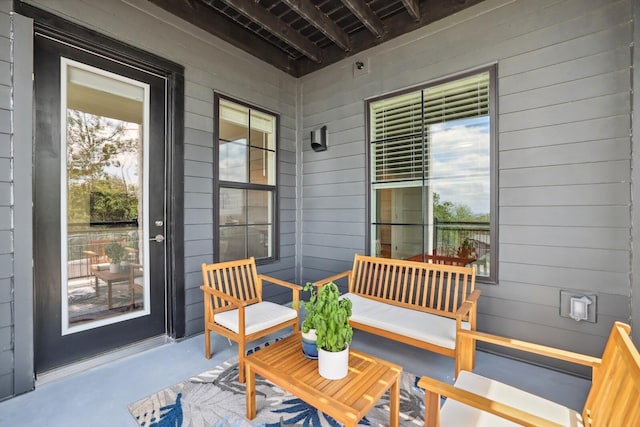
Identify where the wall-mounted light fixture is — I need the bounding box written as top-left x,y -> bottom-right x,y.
310,125 -> 328,152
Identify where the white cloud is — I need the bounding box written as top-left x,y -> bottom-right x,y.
430,118 -> 490,214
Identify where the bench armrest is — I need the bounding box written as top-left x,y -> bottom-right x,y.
417,376 -> 565,427
314,270 -> 351,287
454,290 -> 480,319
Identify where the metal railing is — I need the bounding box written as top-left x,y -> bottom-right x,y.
433,220 -> 490,261
67,221 -> 138,279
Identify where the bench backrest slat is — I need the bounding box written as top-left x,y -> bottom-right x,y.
349,254 -> 476,316
201,257 -> 261,311
583,322 -> 640,426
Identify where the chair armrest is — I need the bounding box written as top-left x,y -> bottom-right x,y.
200,285 -> 246,307
314,270 -> 351,287
458,329 -> 602,368
258,275 -> 301,310
417,376 -> 564,427
258,274 -> 302,291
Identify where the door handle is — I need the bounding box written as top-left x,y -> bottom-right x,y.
151,234 -> 165,243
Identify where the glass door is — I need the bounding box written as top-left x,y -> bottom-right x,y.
62,58 -> 151,333
34,34 -> 167,372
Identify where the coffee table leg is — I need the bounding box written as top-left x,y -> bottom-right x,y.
246,363 -> 256,419
389,375 -> 400,427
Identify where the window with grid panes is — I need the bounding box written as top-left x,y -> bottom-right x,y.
368,67 -> 496,281
215,95 -> 278,263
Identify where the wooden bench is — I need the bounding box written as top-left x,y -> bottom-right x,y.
419,321 -> 640,426
316,254 -> 480,376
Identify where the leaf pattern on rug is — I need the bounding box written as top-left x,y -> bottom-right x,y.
129,341 -> 424,427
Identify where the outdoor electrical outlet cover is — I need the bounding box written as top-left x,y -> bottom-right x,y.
559,290 -> 597,323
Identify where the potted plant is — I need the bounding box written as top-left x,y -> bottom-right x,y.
314,281 -> 353,380
105,241 -> 126,273
300,282 -> 320,358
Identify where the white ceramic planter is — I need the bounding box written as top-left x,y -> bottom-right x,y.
318,346 -> 349,380
109,263 -> 119,273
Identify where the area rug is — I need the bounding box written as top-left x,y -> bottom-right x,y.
128,341 -> 425,427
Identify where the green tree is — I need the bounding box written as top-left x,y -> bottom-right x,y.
66,110 -> 139,224
66,110 -> 137,190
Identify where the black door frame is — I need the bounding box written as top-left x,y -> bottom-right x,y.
16,2 -> 185,342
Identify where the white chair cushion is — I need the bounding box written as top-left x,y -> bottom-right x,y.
440,371 -> 584,426
343,293 -> 470,350
214,301 -> 297,335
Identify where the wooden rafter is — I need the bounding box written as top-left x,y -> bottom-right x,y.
280,0 -> 351,52
339,0 -> 385,38
400,0 -> 421,21
148,0 -> 294,74
215,0 -> 323,63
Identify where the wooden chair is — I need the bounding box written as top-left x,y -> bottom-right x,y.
418,321 -> 640,426
200,257 -> 301,383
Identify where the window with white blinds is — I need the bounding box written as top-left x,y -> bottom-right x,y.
367,67 -> 496,282
370,72 -> 490,184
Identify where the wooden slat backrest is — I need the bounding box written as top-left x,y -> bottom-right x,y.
350,254 -> 476,318
201,257 -> 262,312
582,322 -> 640,426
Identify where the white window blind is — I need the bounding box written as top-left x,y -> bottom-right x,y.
371,72 -> 489,183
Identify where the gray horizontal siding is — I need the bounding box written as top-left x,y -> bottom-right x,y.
300,0 -> 633,372
0,2 -> 11,400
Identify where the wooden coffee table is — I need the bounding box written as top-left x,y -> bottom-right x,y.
245,334 -> 402,426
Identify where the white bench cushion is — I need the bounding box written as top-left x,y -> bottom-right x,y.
214,301 -> 297,335
441,371 -> 584,426
343,293 -> 470,350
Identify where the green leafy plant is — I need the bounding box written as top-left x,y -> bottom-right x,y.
300,282 -> 320,333
314,282 -> 353,352
105,241 -> 126,264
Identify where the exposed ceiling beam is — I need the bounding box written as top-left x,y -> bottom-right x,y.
280,0 -> 351,52
295,0 -> 485,76
338,0 -> 385,38
400,0 -> 421,21
147,0 -> 295,74
215,0 -> 323,63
